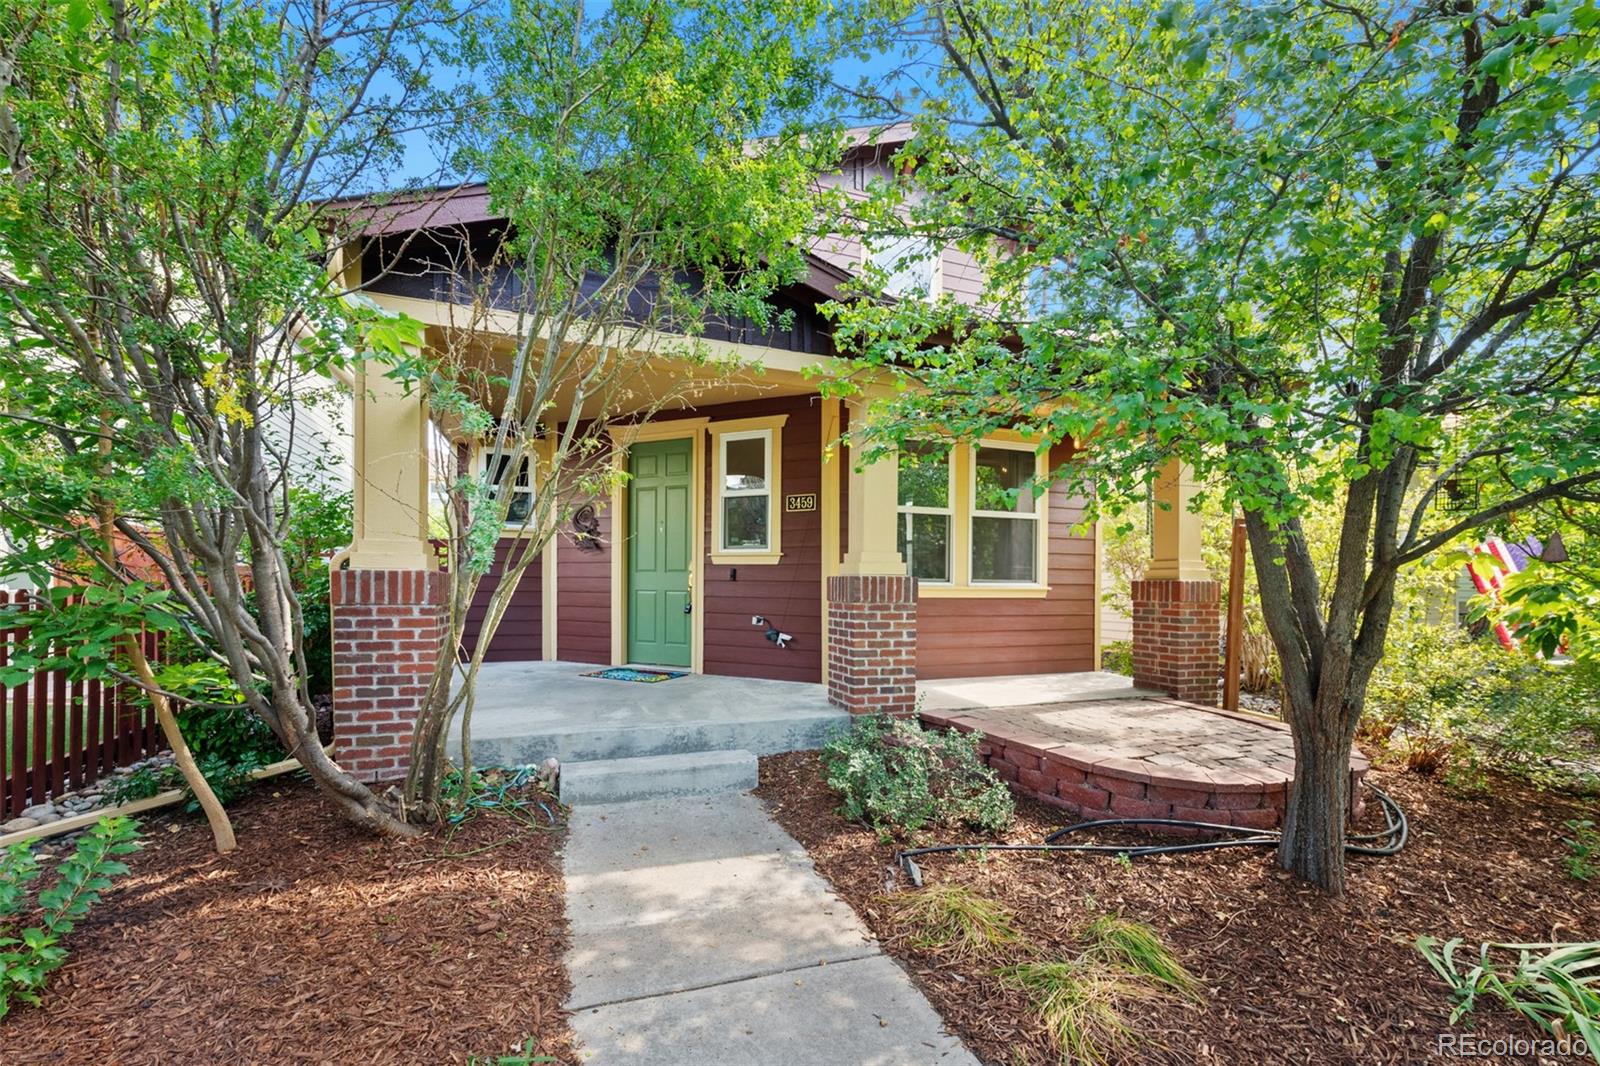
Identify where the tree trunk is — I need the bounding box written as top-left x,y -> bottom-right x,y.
1277,690 -> 1355,895
123,636 -> 236,853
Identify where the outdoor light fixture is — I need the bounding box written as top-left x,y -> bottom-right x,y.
1539,531 -> 1569,563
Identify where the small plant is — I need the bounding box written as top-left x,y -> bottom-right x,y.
1082,914 -> 1202,1000
1416,936 -> 1600,1050
820,715 -> 1015,838
996,959 -> 1154,1066
995,912 -> 1201,1064
1565,820 -> 1599,883
467,1038 -> 558,1065
884,884 -> 1021,960
0,817 -> 142,1018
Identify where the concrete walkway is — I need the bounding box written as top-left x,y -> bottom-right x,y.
563,793 -> 977,1065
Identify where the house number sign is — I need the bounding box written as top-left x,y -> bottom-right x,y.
785,493 -> 817,513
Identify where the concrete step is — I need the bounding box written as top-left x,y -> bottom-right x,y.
468,709 -> 846,767
559,749 -> 759,804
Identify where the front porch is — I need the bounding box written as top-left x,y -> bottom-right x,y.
443,663 -> 1365,827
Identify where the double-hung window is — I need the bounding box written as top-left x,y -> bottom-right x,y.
719,430 -> 772,551
482,448 -> 534,527
896,442 -> 953,582
709,414 -> 787,563
969,442 -> 1040,583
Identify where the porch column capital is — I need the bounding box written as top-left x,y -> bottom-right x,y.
839,396 -> 906,578
1144,458 -> 1209,582
348,352 -> 435,571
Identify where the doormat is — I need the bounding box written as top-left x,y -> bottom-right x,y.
581,667 -> 688,683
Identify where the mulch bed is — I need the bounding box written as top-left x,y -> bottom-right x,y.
4,777 -> 574,1065
757,751 -> 1600,1065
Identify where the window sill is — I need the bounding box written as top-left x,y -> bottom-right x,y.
917,584 -> 1051,599
710,550 -> 784,566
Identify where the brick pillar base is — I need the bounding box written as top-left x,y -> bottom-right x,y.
1131,578 -> 1221,704
827,575 -> 918,715
331,569 -> 445,783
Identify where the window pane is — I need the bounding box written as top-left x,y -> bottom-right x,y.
486,454 -> 533,524
897,512 -> 950,581
898,442 -> 950,509
724,436 -> 766,492
723,494 -> 769,550
972,516 -> 1036,582
866,236 -> 936,297
505,491 -> 532,524
974,447 -> 1036,513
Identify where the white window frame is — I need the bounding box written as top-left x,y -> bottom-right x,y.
897,442 -> 955,585
709,414 -> 787,564
480,446 -> 535,530
862,235 -> 941,299
966,439 -> 1046,587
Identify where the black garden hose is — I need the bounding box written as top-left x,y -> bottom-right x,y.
894,782 -> 1408,888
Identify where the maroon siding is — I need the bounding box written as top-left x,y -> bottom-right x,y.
556,498 -> 613,665
461,540 -> 543,662
684,396 -> 825,684
917,442 -> 1097,680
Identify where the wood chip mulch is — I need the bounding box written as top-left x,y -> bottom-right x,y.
756,751 -> 1599,1066
3,778 -> 575,1066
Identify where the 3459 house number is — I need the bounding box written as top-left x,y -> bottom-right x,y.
785,493 -> 817,512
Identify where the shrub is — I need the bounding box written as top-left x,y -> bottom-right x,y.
820,715 -> 1015,838
0,817 -> 141,1018
1101,640 -> 1133,677
1362,624 -> 1600,793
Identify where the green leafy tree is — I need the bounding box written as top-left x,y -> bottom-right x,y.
395,0 -> 832,815
0,0 -> 457,838
826,0 -> 1600,892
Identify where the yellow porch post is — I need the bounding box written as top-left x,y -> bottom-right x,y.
838,397 -> 906,577
1145,458 -> 1208,580
348,354 -> 434,571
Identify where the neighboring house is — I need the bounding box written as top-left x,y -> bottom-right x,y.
329,127 -> 1213,781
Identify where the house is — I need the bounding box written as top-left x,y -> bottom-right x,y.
327,128 -> 1219,782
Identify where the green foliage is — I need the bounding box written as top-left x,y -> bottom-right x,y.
1566,820 -> 1600,883
995,912 -> 1200,1065
1100,640 -> 1133,677
885,883 -> 1021,960
821,715 -> 1015,838
0,817 -> 141,1018
1416,937 -> 1600,1052
1363,624 -> 1600,792
1081,914 -> 1202,1001
0,583 -> 181,688
1485,557 -> 1600,664
467,1039 -> 558,1066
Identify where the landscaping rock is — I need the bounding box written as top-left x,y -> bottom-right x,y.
2,816 -> 40,833
20,802 -> 57,821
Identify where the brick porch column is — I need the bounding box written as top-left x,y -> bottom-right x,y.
331,569 -> 445,782
827,574 -> 918,715
1131,578 -> 1221,703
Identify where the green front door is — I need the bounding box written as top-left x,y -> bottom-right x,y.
627,438 -> 693,667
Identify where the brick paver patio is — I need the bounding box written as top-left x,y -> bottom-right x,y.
922,698 -> 1369,829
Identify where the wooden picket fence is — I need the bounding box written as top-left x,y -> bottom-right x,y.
0,589 -> 164,820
